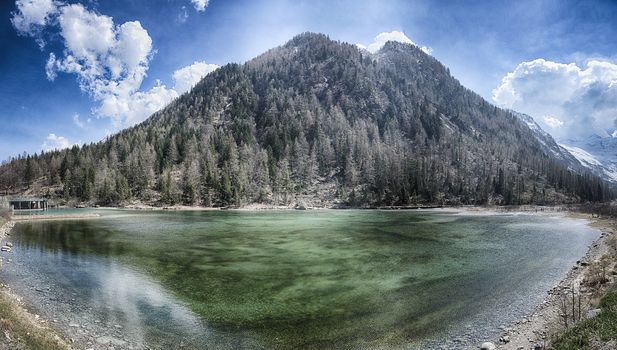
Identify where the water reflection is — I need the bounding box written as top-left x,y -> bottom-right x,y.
2,239 -> 259,349
0,211 -> 601,349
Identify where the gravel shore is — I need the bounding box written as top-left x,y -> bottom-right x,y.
0,220 -> 14,239
497,214 -> 616,350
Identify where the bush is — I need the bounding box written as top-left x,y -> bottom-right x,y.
552,290 -> 617,349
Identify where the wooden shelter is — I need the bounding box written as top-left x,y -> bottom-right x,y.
9,197 -> 48,212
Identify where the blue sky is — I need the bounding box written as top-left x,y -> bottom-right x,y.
1,0 -> 617,161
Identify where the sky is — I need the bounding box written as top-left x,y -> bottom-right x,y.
1,0 -> 617,161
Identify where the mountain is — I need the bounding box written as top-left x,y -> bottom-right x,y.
560,135 -> 617,183
510,112 -> 617,184
511,111 -> 584,172
0,33 -> 612,206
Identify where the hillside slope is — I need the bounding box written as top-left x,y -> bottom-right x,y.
0,33 -> 611,206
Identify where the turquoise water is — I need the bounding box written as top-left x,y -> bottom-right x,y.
0,209 -> 599,349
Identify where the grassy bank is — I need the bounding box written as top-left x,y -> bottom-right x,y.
552,289 -> 617,349
0,287 -> 70,350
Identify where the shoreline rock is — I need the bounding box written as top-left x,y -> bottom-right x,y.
0,220 -> 15,238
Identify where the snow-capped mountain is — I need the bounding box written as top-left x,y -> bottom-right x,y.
512,111 -> 617,183
560,135 -> 617,183
511,111 -> 584,171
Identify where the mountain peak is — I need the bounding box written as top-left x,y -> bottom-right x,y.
285,32 -> 333,47
379,39 -> 424,54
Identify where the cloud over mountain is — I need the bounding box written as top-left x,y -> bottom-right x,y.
41,133 -> 73,151
173,61 -> 220,94
357,31 -> 432,55
493,58 -> 617,140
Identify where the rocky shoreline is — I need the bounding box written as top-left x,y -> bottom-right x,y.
0,219 -> 70,349
493,213 -> 616,350
0,220 -> 14,239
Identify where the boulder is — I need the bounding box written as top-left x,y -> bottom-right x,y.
480,342 -> 496,350
587,308 -> 601,319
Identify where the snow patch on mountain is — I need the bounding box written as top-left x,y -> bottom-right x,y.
511,111 -> 583,170
559,144 -> 602,167
560,136 -> 617,183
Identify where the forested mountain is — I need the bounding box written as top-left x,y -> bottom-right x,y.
0,33 -> 612,207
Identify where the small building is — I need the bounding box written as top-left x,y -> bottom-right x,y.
9,197 -> 48,212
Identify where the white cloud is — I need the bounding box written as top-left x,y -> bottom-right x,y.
41,133 -> 72,151
97,61 -> 220,126
173,61 -> 219,94
11,0 -> 58,46
543,116 -> 564,128
72,114 -> 85,128
98,81 -> 180,127
358,31 -> 432,55
493,58 -> 617,140
178,6 -> 189,23
191,0 -> 209,12
72,113 -> 91,129
41,3 -> 155,126
14,1 -> 219,129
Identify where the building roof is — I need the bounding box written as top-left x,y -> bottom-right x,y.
9,197 -> 47,202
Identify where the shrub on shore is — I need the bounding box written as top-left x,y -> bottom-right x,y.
552,290 -> 617,349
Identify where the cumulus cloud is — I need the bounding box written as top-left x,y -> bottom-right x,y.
173,61 -> 219,94
96,59 -> 218,126
11,0 -> 58,46
493,59 -> 617,140
97,80 -> 179,126
191,0 -> 209,12
13,1 -> 219,128
11,0 -> 57,34
41,133 -> 73,151
358,31 -> 432,55
40,3 -> 155,126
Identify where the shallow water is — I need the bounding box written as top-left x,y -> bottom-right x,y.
0,209 -> 599,349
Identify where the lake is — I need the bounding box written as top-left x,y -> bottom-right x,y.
0,209 -> 599,349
